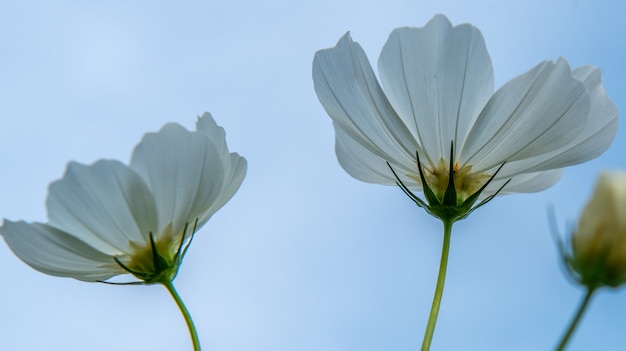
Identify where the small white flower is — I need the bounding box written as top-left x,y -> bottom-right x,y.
1,113 -> 246,283
313,14 -> 618,220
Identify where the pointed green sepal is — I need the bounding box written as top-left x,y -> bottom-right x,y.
387,161 -> 429,209
388,144 -> 511,223
442,142 -> 457,207
150,232 -> 170,273
457,174 -> 511,221
106,219 -> 199,285
415,151 -> 441,206
113,256 -> 147,278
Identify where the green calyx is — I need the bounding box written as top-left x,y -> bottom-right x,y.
388,142 -> 510,223
111,220 -> 198,285
564,248 -> 626,290
549,214 -> 626,290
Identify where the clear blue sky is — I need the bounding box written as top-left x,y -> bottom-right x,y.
1,1 -> 625,350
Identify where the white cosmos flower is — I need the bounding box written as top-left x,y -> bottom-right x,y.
0,113 -> 246,283
313,14 -> 618,220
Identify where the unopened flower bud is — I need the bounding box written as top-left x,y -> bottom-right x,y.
570,172 -> 626,288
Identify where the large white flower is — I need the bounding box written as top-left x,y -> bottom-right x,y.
313,14 -> 618,220
0,113 -> 246,283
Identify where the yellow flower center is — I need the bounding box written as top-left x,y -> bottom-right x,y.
409,158 -> 491,204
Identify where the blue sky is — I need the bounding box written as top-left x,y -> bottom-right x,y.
1,0 -> 625,350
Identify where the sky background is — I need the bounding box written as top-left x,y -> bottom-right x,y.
1,0 -> 625,350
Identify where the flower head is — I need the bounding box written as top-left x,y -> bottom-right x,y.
560,172 -> 626,289
0,113 -> 247,283
313,14 -> 618,221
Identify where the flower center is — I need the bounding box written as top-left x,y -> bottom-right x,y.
125,233 -> 177,275
409,158 -> 491,204
386,146 -> 510,222
113,222 -> 194,284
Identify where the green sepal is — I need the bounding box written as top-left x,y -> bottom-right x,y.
108,219 -> 199,285
549,212 -> 626,290
388,143 -> 509,223
150,233 -> 170,274
387,161 -> 430,210
415,150 -> 441,207
441,142 -> 457,207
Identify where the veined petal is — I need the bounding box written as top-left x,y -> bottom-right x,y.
198,152 -> 247,227
461,58 -> 590,172
194,113 -> 248,226
510,65 -> 618,173
487,169 -> 563,195
196,112 -> 229,156
46,160 -> 158,254
378,14 -> 494,162
130,122 -> 228,236
1,221 -> 123,281
334,123 -> 417,186
313,32 -> 419,166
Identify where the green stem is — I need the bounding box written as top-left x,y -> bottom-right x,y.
162,280 -> 202,351
421,218 -> 454,351
555,287 -> 596,351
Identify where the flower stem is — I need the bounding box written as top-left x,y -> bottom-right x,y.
162,280 -> 202,351
555,287 -> 596,351
421,218 -> 454,351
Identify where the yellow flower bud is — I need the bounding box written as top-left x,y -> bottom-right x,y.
571,171 -> 626,287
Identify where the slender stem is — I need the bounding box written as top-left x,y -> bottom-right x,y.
421,218 -> 454,351
555,287 -> 596,351
162,280 -> 202,351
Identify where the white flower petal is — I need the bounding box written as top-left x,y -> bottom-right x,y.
1,221 -> 123,281
194,113 -> 248,226
335,123 -> 417,186
196,112 -> 229,155
130,120 -> 237,235
487,169 -> 563,195
203,152 -> 246,221
461,58 -> 590,172
46,160 -> 158,253
313,32 -> 419,166
378,14 -> 494,162
513,65 -> 618,173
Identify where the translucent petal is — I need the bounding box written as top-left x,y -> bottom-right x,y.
461,58 -> 590,172
378,14 -> 494,162
313,32 -> 420,166
196,112 -> 229,155
509,65 -> 618,173
46,160 -> 158,253
486,169 -> 563,195
194,113 -> 248,226
1,221 -> 122,281
130,122 -> 229,236
198,152 -> 247,227
334,123 -> 418,186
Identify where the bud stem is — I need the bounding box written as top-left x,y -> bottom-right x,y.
163,280 -> 202,351
555,287 -> 596,351
421,218 -> 454,351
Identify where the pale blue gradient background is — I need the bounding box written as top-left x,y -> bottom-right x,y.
1,1 -> 625,350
